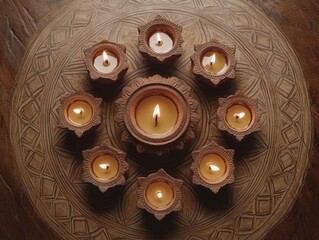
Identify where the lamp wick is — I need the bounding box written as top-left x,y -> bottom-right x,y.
155,115 -> 158,127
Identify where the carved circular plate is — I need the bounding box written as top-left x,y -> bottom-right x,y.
10,0 -> 311,239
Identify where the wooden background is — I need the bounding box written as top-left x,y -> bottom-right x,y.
0,0 -> 318,239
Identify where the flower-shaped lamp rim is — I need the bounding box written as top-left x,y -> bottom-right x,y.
58,91 -> 102,137
217,91 -> 261,141
191,39 -> 236,86
84,40 -> 129,84
191,142 -> 235,193
138,15 -> 183,64
82,144 -> 129,192
137,169 -> 183,220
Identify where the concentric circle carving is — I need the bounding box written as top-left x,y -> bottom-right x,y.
10,0 -> 312,239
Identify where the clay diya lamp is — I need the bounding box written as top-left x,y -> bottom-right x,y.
217,91 -> 261,141
191,142 -> 235,193
58,91 -> 102,137
191,39 -> 236,86
114,75 -> 199,155
84,40 -> 128,84
138,15 -> 183,64
137,169 -> 183,220
82,144 -> 128,192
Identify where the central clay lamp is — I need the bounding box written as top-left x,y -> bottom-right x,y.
114,75 -> 199,155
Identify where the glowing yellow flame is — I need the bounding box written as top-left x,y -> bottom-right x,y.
99,163 -> 109,169
73,108 -> 83,115
156,33 -> 163,46
210,53 -> 216,65
235,112 -> 245,120
153,104 -> 160,119
103,51 -> 109,63
156,190 -> 163,199
209,164 -> 220,171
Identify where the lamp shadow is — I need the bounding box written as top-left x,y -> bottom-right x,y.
223,133 -> 263,163
58,129 -> 100,160
87,185 -> 125,213
140,210 -> 178,235
196,76 -> 240,101
194,185 -> 233,211
90,79 -> 124,100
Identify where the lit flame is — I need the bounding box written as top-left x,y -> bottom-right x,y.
209,164 -> 220,171
156,190 -> 163,199
153,104 -> 160,127
235,112 -> 245,120
210,53 -> 216,65
103,51 -> 109,64
156,33 -> 163,46
99,163 -> 109,170
153,104 -> 160,119
73,108 -> 83,115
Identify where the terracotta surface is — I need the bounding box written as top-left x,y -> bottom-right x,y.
0,1 -> 318,240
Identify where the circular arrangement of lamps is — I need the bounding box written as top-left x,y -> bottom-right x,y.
57,15 -> 261,220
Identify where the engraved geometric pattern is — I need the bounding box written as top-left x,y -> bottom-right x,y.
10,0 -> 311,239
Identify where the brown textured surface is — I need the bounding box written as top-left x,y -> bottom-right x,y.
0,1 -> 318,240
